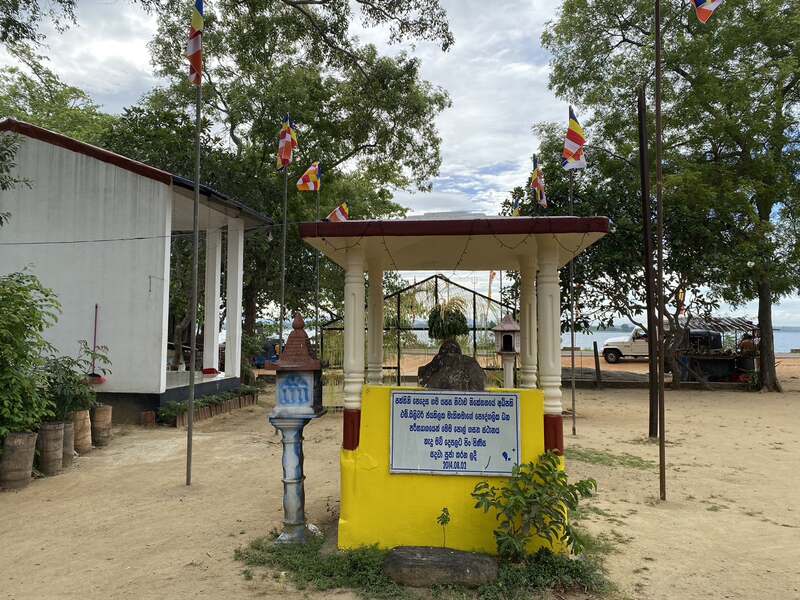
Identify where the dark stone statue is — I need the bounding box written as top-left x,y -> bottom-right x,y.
418,340 -> 486,391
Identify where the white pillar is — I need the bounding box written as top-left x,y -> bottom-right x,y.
366,264 -> 384,384
518,250 -> 538,388
537,237 -> 562,415
343,247 -> 366,411
203,229 -> 222,371
225,218 -> 244,378
500,353 -> 515,389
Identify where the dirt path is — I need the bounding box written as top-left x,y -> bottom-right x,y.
1,383 -> 798,599
0,398 -> 353,600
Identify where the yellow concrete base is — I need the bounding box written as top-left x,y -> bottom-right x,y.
338,385 -> 552,554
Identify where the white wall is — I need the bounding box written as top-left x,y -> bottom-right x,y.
0,137 -> 172,394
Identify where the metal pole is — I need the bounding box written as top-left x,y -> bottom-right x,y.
472,291 -> 477,358
315,187 -> 320,351
396,293 -> 401,386
654,0 -> 667,501
186,83 -> 202,486
279,167 -> 289,351
569,170 -> 577,436
637,89 -> 659,439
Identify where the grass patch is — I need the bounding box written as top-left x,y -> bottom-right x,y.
235,535 -> 612,599
234,535 -> 406,599
478,549 -> 610,600
566,446 -> 656,470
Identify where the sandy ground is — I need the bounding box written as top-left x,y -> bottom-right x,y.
1,379 -> 799,600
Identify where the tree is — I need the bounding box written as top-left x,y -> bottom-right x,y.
0,0 -> 75,45
0,48 -> 116,143
542,0 -> 800,390
138,0 -> 451,333
501,121 -> 734,380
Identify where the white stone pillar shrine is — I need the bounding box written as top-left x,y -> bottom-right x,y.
342,246 -> 365,449
518,250 -> 538,389
536,236 -> 564,453
366,264 -> 384,385
203,228 -> 222,371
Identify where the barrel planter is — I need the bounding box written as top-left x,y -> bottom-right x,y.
0,432 -> 38,490
62,422 -> 75,469
91,404 -> 113,447
72,409 -> 92,454
36,422 -> 64,476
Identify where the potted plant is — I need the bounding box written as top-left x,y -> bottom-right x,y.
44,352 -> 97,469
0,273 -> 60,490
420,297 -> 484,390
82,341 -> 113,447
427,297 -> 470,350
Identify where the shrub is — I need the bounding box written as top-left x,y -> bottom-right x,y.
427,297 -> 469,342
45,341 -> 111,421
0,272 -> 60,439
472,451 -> 597,562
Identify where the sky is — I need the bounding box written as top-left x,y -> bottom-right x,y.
1,0 -> 798,325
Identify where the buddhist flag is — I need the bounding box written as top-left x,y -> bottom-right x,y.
562,106 -> 587,170
488,270 -> 497,299
276,114 -> 298,169
530,154 -> 547,208
325,202 -> 349,222
297,162 -> 322,191
186,0 -> 204,86
691,0 -> 724,23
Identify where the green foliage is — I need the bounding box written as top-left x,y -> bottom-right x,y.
0,272 -> 60,438
472,452 -> 597,562
540,0 -> 800,389
0,0 -> 76,46
478,548 -> 609,599
436,506 -> 451,548
157,387 -> 260,424
44,341 -> 111,421
0,48 -> 116,143
428,298 -> 469,342
235,535 -> 406,599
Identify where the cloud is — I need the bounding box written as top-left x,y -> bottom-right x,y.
0,0 -> 162,114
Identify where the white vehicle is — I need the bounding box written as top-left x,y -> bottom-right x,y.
601,328 -> 650,363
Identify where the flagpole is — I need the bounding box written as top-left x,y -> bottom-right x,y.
279,167 -> 289,351
569,169 -> 577,436
186,82 -> 202,487
315,186 -> 320,349
654,0 -> 667,501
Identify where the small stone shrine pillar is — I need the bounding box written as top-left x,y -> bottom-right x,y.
269,313 -> 324,543
493,314 -> 520,389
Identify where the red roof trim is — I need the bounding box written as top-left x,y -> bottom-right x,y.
299,216 -> 610,239
0,118 -> 172,186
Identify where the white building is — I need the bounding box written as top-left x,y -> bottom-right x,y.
0,119 -> 272,421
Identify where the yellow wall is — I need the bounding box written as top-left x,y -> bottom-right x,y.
338,385 -> 550,554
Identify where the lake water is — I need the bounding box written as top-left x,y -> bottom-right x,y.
561,329 -> 800,353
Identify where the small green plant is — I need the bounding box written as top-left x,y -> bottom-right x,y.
472,451 -> 597,562
436,507 -> 451,548
427,298 -> 469,343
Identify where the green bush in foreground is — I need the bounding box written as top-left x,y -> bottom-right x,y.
234,534 -> 610,599
234,535 -> 405,599
472,451 -> 597,561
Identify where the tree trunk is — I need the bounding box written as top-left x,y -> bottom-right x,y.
757,276 -> 782,392
171,315 -> 191,369
243,282 -> 257,336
